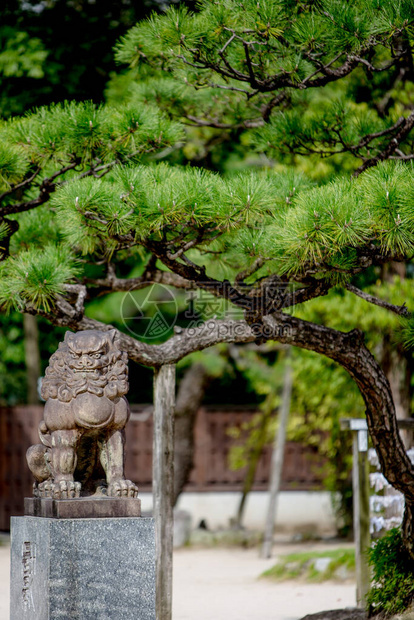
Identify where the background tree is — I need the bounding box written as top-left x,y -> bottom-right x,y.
2,1 -> 414,562
0,0 -> 199,118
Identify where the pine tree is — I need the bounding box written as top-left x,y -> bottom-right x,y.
114,0 -> 414,175
2,0 -> 414,561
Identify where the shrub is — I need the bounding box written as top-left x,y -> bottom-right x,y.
367,528 -> 414,616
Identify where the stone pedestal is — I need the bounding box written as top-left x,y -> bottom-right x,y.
24,496 -> 142,519
10,516 -> 156,620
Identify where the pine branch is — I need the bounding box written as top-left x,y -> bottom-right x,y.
345,284 -> 410,317
76,157 -> 131,181
0,161 -> 80,216
281,281 -> 332,310
243,41 -> 259,89
217,48 -> 251,82
18,303 -> 370,374
0,146 -> 151,219
0,167 -> 42,203
146,239 -> 338,317
168,236 -> 204,260
235,257 -> 265,284
389,152 -> 414,161
206,81 -> 252,96
183,47 -> 388,94
261,92 -> 287,123
184,90 -> 287,130
184,114 -> 263,129
84,268 -> 193,297
145,238 -> 255,312
293,247 -> 402,282
355,110 -> 414,176
218,32 -> 237,55
323,117 -> 407,158
63,283 -> 87,316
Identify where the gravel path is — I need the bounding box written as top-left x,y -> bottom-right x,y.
173,547 -> 356,620
0,540 -> 356,620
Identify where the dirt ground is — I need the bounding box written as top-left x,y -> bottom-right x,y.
0,539 -> 356,620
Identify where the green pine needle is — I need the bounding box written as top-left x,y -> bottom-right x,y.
0,245 -> 80,313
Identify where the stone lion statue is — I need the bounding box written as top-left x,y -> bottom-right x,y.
26,329 -> 138,499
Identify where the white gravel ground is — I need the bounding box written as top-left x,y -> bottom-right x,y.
0,539 -> 356,620
173,546 -> 356,620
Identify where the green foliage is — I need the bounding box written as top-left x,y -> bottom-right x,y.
0,142 -> 29,190
399,317 -> 414,351
265,179 -> 368,276
259,162 -> 414,277
227,399 -> 277,471
359,163 -> 414,255
367,528 -> 414,615
0,312 -> 26,405
0,101 -> 183,171
178,346 -> 232,378
0,27 -> 48,79
0,1 -> 183,117
0,312 -> 71,405
50,163 -> 316,266
52,163 -> 223,252
10,208 -> 62,252
262,547 -> 355,582
113,0 -> 414,175
226,349 -> 285,471
118,2 -> 414,70
288,348 -> 359,534
253,95 -> 391,167
0,245 -> 79,312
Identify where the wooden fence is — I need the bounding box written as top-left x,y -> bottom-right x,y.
0,405 -> 325,530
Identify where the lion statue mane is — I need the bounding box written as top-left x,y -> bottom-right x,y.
26,329 -> 138,500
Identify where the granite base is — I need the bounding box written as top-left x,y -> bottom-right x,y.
10,516 -> 156,620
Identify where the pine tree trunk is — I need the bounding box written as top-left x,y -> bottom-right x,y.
402,499 -> 414,559
173,363 -> 212,506
263,313 -> 414,558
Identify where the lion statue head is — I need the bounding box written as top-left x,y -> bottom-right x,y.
41,329 -> 129,403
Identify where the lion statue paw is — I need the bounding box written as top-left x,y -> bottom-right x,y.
37,480 -> 81,499
107,480 -> 138,498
